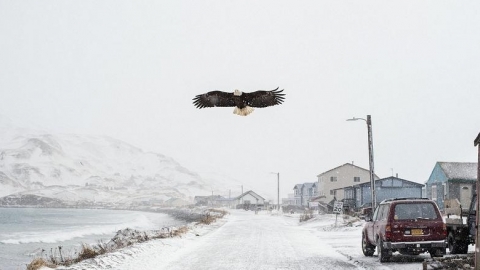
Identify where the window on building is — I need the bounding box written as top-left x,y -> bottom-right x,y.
330,190 -> 336,195
354,177 -> 360,182
442,183 -> 447,199
431,185 -> 437,201
330,176 -> 337,182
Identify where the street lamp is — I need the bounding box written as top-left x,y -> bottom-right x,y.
270,172 -> 280,211
347,115 -> 376,210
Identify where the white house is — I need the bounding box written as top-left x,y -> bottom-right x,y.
234,190 -> 265,208
317,163 -> 379,204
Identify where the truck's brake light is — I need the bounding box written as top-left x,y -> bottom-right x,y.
385,225 -> 392,240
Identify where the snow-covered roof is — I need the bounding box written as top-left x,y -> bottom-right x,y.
316,163 -> 380,179
293,182 -> 316,190
302,183 -> 315,189
236,190 -> 265,200
293,184 -> 303,189
351,176 -> 424,188
438,162 -> 477,180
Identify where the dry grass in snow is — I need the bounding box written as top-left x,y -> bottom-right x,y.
26,208 -> 227,270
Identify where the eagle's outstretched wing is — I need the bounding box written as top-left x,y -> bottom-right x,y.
244,87 -> 285,108
192,91 -> 236,108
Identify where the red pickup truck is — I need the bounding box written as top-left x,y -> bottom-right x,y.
361,198 -> 447,262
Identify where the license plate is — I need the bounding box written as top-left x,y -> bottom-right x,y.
412,229 -> 423,235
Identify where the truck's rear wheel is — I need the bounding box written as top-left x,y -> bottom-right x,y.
362,232 -> 375,256
377,238 -> 390,262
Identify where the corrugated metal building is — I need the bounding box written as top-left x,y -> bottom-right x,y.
344,176 -> 424,210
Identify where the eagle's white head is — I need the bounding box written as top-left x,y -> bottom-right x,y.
234,89 -> 242,96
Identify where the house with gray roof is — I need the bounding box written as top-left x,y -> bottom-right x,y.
302,182 -> 317,205
293,182 -> 317,206
234,190 -> 265,209
194,191 -> 266,209
293,184 -> 303,206
425,162 -> 477,210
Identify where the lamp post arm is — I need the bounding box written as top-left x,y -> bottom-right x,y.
346,117 -> 367,122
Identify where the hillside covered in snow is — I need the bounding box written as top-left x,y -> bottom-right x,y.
0,116 -> 239,207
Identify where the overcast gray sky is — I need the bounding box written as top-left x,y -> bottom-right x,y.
1,1 -> 479,200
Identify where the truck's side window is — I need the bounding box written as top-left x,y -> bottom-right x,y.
380,205 -> 389,221
374,205 -> 388,221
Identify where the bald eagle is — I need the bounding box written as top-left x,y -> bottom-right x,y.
192,87 -> 285,116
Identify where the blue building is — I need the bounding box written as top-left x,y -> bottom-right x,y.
293,182 -> 318,206
344,176 -> 424,210
425,162 -> 477,210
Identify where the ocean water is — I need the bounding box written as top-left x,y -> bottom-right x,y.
0,208 -> 182,270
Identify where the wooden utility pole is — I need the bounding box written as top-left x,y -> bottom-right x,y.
346,115 -> 375,210
474,132 -> 480,270
366,115 -> 376,210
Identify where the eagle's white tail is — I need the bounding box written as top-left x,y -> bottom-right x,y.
233,106 -> 254,116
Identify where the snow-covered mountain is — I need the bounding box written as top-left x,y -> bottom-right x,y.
0,117 -> 230,207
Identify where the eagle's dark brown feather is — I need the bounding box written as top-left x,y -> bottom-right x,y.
192,88 -> 285,115
192,91 -> 236,108
244,87 -> 285,108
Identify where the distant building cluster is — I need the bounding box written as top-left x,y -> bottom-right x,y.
283,161 -> 477,213
194,190 -> 267,210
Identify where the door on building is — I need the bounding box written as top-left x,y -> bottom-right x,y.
460,186 -> 471,210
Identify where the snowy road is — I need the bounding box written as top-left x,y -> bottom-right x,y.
58,210 -> 432,270
158,211 -> 358,270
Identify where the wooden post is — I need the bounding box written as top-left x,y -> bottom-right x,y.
58,246 -> 63,262
474,132 -> 480,270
